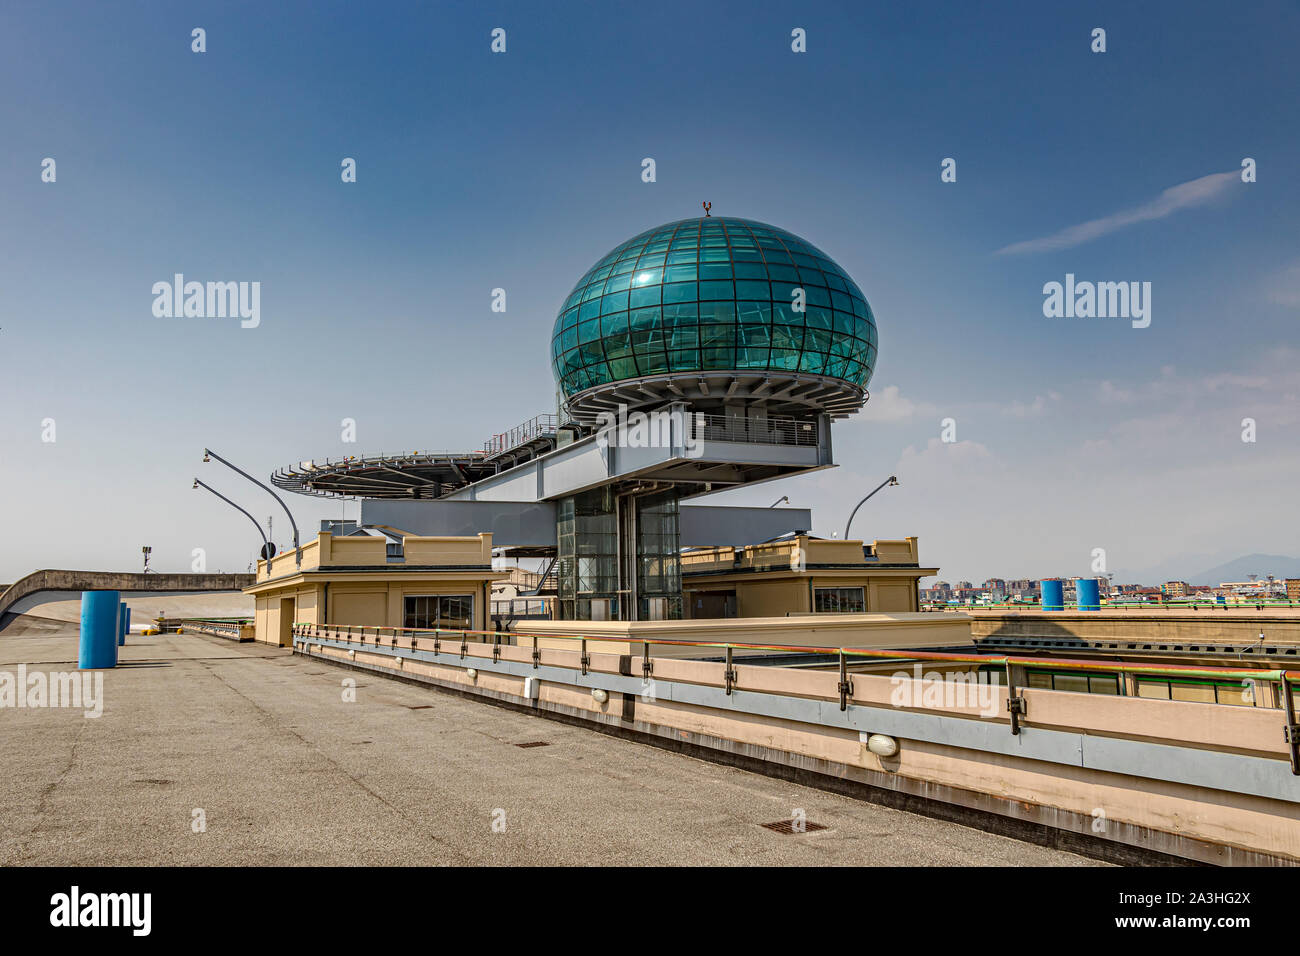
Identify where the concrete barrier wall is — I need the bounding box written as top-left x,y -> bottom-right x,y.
525,612 -> 973,657
0,570 -> 255,622
970,608 -> 1300,645
292,623 -> 1300,866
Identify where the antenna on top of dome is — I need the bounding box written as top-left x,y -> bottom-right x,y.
702,201 -> 712,217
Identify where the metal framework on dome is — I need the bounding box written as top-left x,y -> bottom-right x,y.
550,216 -> 877,422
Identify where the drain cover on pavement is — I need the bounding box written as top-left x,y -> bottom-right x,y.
761,819 -> 828,834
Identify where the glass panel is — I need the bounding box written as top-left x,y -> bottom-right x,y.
663,282 -> 698,304
636,490 -> 682,621
1136,680 -> 1171,700
1169,681 -> 1216,704
1215,682 -> 1254,707
1053,674 -> 1089,694
1089,675 -> 1121,695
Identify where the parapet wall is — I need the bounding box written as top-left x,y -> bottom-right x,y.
291,623 -> 1300,866
970,608 -> 1300,645
0,570 -> 254,621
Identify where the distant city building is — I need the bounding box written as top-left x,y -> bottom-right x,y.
1220,579 -> 1285,599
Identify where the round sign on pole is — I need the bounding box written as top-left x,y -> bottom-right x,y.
261,542 -> 277,561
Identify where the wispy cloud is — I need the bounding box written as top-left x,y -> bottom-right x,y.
994,171 -> 1239,256
1001,392 -> 1060,418
856,384 -> 935,423
1266,260 -> 1300,307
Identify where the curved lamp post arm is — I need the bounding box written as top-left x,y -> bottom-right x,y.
769,496 -> 789,508
193,478 -> 271,559
843,475 -> 898,541
204,447 -> 300,566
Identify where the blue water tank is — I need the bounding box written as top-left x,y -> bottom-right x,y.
79,591 -> 120,669
1041,579 -> 1064,611
118,603 -> 131,646
1077,578 -> 1100,611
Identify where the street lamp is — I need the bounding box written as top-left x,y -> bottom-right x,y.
203,447 -> 301,566
843,475 -> 899,541
769,496 -> 789,508
193,478 -> 276,562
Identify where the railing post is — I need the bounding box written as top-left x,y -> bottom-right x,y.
532,634 -> 540,669
460,632 -> 467,660
433,628 -> 441,656
580,638 -> 589,676
642,641 -> 652,680
724,646 -> 737,696
1005,661 -> 1026,735
493,632 -> 501,663
1284,674 -> 1300,776
837,650 -> 852,711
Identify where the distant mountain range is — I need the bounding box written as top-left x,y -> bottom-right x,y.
1183,554 -> 1300,586
1086,548 -> 1300,587
1098,553 -> 1300,587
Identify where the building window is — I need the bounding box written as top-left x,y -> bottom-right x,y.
814,587 -> 865,613
404,595 -> 474,631
1136,677 -> 1257,707
1026,670 -> 1120,695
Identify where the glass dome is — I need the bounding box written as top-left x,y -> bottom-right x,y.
550,217 -> 877,407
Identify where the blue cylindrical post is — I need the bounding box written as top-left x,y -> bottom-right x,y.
1077,578 -> 1100,611
79,590 -> 120,669
119,603 -> 131,645
1041,579 -> 1064,611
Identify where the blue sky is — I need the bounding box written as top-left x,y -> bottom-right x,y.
1,0 -> 1297,583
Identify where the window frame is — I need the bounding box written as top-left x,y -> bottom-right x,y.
813,586 -> 866,614
403,593 -> 475,631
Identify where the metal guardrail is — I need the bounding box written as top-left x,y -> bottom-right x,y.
491,599 -> 553,617
483,413 -> 559,457
290,621 -> 1299,685
692,412 -> 818,447
292,621 -> 1300,782
282,450 -> 485,469
177,618 -> 253,640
